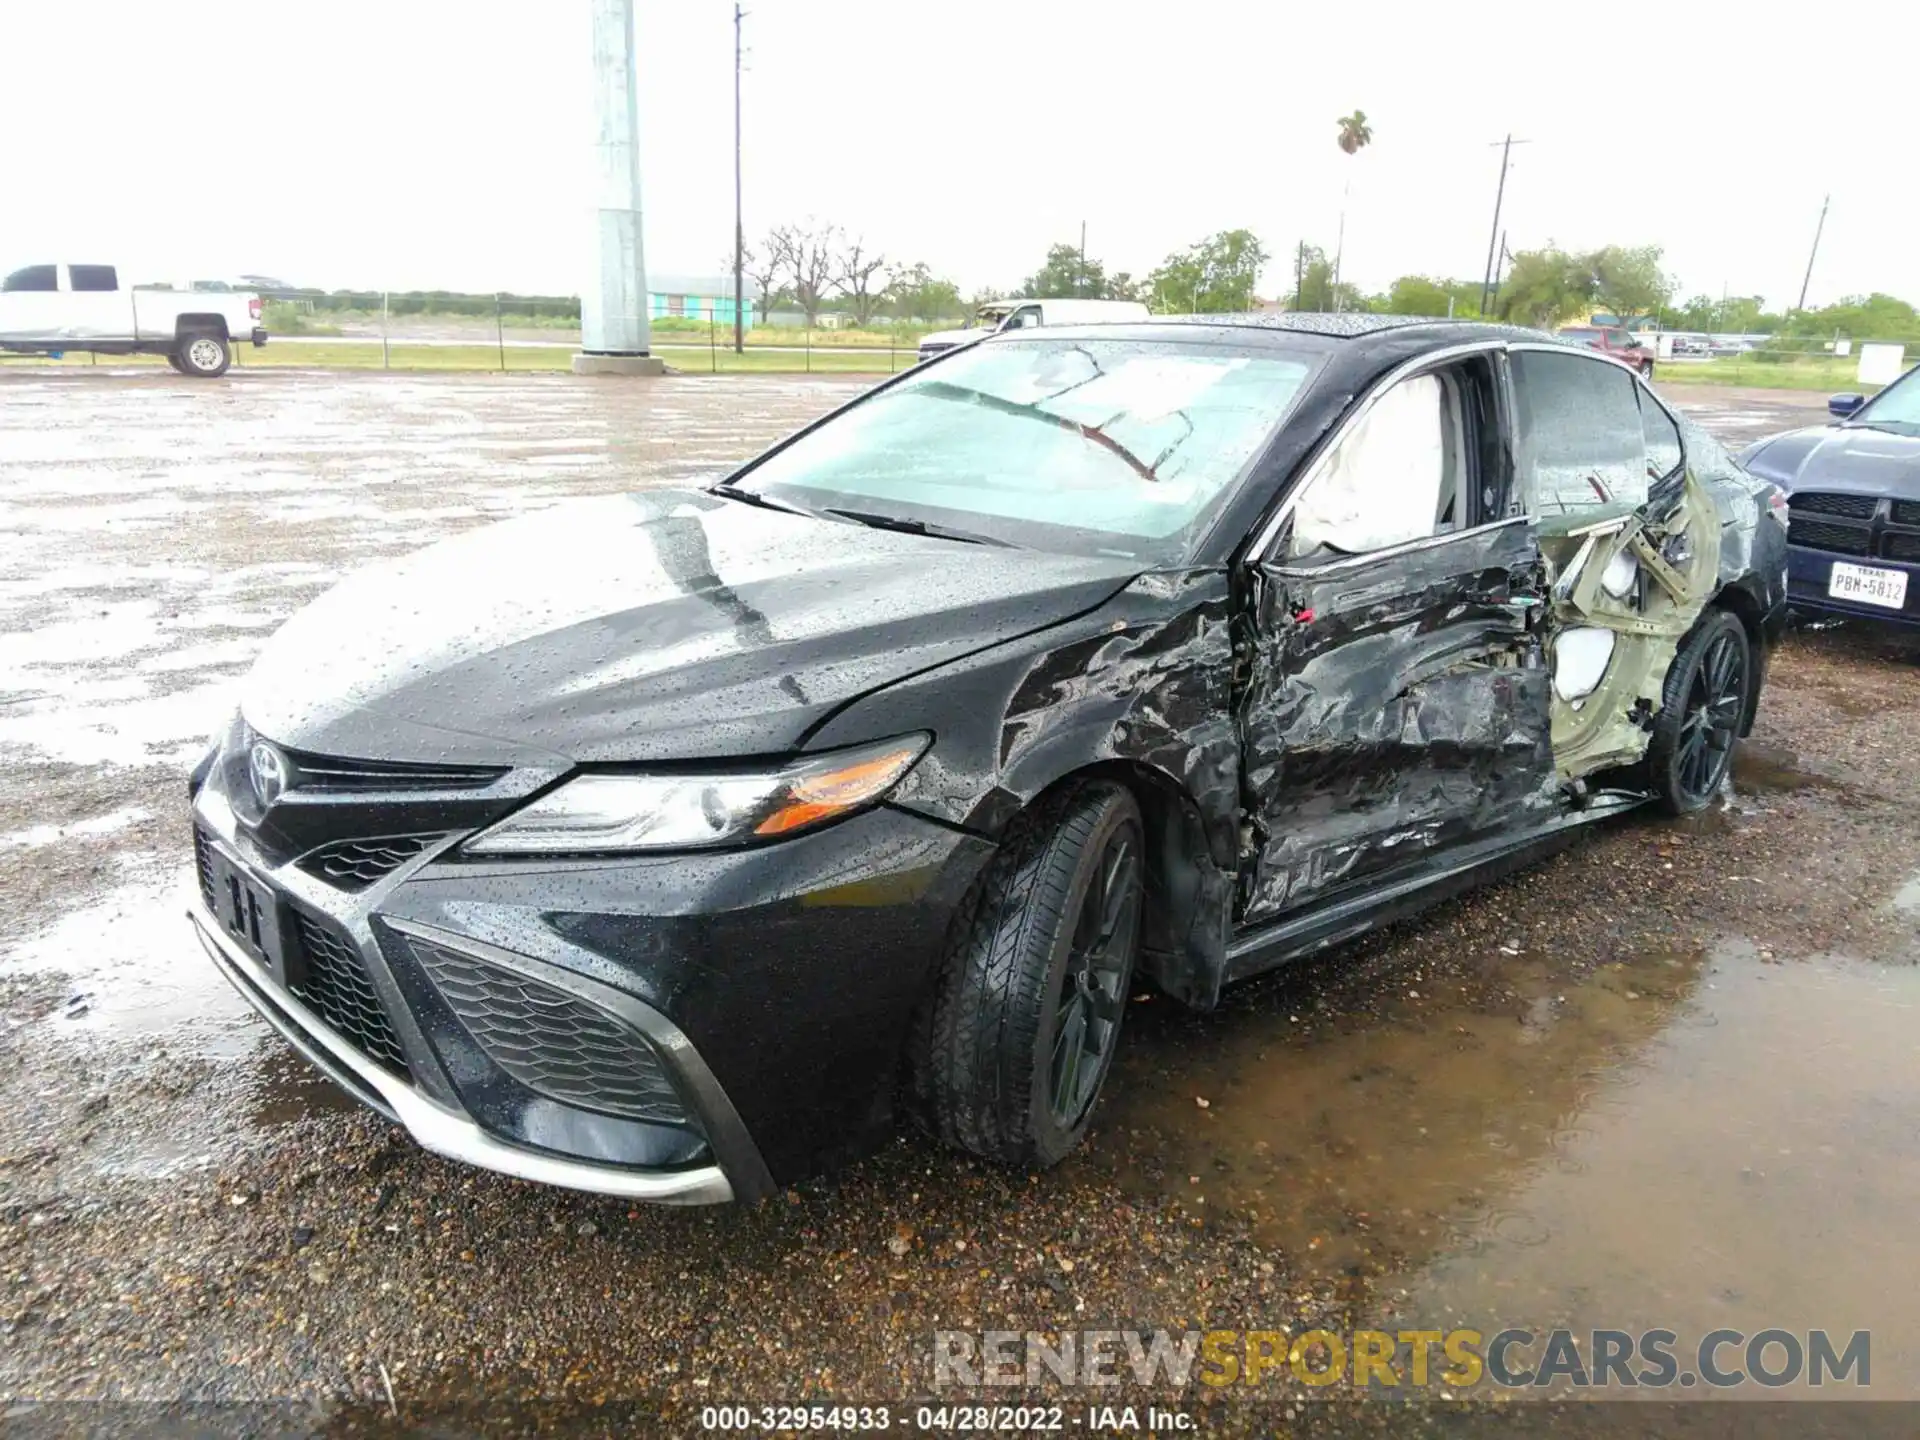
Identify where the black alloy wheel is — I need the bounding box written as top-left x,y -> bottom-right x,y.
1048,820 -> 1141,1128
1650,608 -> 1751,814
911,781 -> 1145,1167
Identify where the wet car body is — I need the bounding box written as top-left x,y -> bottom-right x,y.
187,316 -> 1787,1202
1740,366 -> 1920,627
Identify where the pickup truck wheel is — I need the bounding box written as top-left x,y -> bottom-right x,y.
164,351 -> 185,374
1649,609 -> 1751,815
176,332 -> 231,378
911,782 -> 1143,1168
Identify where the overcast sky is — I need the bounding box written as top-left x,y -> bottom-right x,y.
3,0 -> 1916,310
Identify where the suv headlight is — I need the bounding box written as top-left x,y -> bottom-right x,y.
463,735 -> 930,856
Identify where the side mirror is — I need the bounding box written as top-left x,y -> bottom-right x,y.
1828,393 -> 1865,418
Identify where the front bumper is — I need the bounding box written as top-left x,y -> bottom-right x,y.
1786,545 -> 1920,627
189,767 -> 993,1200
190,899 -> 735,1203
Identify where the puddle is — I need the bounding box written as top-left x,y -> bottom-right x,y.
1729,742 -> 1847,795
2,863 -> 256,1055
1092,939 -> 1920,1393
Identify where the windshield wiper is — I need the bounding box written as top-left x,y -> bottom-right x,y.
821,507 -> 1018,548
709,481 -> 828,519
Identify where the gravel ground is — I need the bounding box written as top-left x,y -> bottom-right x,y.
2,371 -> 1915,1436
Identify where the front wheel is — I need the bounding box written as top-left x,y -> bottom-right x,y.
912,782 -> 1144,1168
176,331 -> 231,378
1641,360 -> 1656,379
1648,609 -> 1751,814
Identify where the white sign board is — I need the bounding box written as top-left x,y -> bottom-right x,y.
1859,343 -> 1906,386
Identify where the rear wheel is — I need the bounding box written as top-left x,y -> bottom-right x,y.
912,782 -> 1144,1167
1649,609 -> 1751,814
176,331 -> 231,378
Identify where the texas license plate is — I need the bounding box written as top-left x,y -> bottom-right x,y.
1828,561 -> 1909,610
203,837 -> 294,983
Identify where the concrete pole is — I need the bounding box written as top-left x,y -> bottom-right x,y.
574,0 -> 664,375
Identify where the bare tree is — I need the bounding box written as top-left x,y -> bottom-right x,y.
737,244 -> 784,317
763,221 -> 839,325
834,237 -> 889,326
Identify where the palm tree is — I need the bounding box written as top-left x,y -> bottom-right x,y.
1332,110 -> 1373,310
1336,109 -> 1373,156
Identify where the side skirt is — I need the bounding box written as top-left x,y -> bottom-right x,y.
1223,790 -> 1645,984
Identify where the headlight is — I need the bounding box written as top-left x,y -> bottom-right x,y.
463,735 -> 930,856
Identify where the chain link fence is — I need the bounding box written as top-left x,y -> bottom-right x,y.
250,290 -> 963,375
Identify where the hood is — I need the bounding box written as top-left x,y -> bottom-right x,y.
241,490 -> 1139,766
1742,424 -> 1920,500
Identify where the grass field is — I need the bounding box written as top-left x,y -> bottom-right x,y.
1657,355 -> 1895,392
1,339 -> 910,375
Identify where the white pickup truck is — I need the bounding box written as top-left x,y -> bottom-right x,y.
0,263 -> 266,377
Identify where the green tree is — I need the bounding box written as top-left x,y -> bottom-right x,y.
883,262 -> 962,323
1022,242 -> 1107,299
1493,247 -> 1596,328
1149,229 -> 1270,313
1589,244 -> 1673,327
1290,243 -> 1366,313
1780,293 -> 1920,340
1380,274 -> 1480,318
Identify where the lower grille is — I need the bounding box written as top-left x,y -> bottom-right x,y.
409,939 -> 686,1125
192,826 -> 217,911
1790,491 -> 1878,520
1892,500 -> 1920,527
290,913 -> 410,1076
297,834 -> 442,892
1788,516 -> 1871,555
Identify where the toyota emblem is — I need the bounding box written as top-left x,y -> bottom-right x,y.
249,740 -> 289,807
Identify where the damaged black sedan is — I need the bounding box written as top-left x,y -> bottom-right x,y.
187,316 -> 1787,1203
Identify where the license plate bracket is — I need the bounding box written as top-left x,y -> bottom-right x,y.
204,839 -> 299,986
1828,560 -> 1909,610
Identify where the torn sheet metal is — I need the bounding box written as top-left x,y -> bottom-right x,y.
1235,520 -> 1556,926
1540,469 -> 1721,780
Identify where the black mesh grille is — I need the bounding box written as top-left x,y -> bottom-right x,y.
1790,491 -> 1878,520
290,914 -> 409,1076
1891,500 -> 1920,527
1788,516 -> 1872,555
193,826 -> 217,910
286,751 -> 507,794
297,834 -> 441,892
410,939 -> 686,1124
1881,532 -> 1920,563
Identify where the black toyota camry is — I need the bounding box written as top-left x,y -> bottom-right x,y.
188,315 -> 1788,1204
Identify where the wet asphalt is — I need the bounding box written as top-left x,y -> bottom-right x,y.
2,370 -> 1916,1435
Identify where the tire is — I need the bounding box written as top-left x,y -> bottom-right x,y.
164,351 -> 185,374
1648,608 -> 1751,814
1641,360 -> 1656,380
912,782 -> 1145,1168
175,331 -> 231,378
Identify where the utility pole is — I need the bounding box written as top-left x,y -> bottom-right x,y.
1479,134 -> 1529,317
575,0 -> 661,373
1796,193 -> 1829,313
732,3 -> 746,353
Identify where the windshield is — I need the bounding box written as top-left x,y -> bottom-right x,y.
729,338 -> 1318,561
1853,368 -> 1920,433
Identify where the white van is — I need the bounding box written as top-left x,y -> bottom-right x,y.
917,298 -> 1151,363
